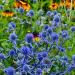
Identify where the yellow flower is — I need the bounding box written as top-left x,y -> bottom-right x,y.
33,37 -> 40,42
59,0 -> 64,7
65,1 -> 71,8
2,10 -> 14,17
49,3 -> 58,10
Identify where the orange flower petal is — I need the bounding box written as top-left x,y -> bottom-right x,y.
21,3 -> 30,11
49,3 -> 58,10
14,2 -> 21,8
20,1 -> 26,5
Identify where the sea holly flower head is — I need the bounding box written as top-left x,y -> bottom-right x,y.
25,33 -> 34,43
8,22 -> 16,30
20,46 -> 31,55
22,64 -> 30,73
36,68 -> 42,75
72,55 -> 75,63
9,49 -> 16,56
19,7 -> 24,13
53,14 -> 60,23
26,10 -> 34,17
44,24 -> 49,30
58,46 -> 66,52
9,32 -> 17,43
71,26 -> 75,32
46,11 -> 51,16
62,30 -> 69,39
4,67 -> 15,75
47,27 -> 53,35
51,32 -> 59,42
0,5 -> 3,10
0,53 -> 5,59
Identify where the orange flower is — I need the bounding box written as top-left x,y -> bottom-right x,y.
49,3 -> 58,10
14,1 -> 21,8
2,10 -> 14,17
59,0 -> 64,7
20,0 -> 30,11
65,1 -> 71,8
20,0 -> 26,4
59,2 -> 64,7
73,1 -> 75,8
66,0 -> 71,2
21,3 -> 30,11
14,0 -> 30,11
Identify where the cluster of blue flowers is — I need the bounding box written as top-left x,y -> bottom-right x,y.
0,7 -> 75,75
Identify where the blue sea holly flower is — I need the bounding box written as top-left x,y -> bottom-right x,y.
37,53 -> 43,61
51,32 -> 59,42
0,53 -> 5,59
25,33 -> 33,43
22,64 -> 30,73
67,64 -> 75,72
52,21 -> 59,28
53,15 -> 60,23
21,46 -> 31,55
41,52 -> 48,58
67,65 -> 72,72
58,46 -> 65,52
71,26 -> 75,32
72,55 -> 75,63
47,27 -> 53,35
8,22 -> 16,30
31,70 -> 35,75
46,11 -> 51,16
9,32 -> 17,43
19,7 -> 24,13
71,64 -> 75,69
20,58 -> 27,65
49,72 -> 56,75
29,10 -> 34,16
39,31 -> 46,39
4,67 -> 15,75
50,12 -> 54,17
44,24 -> 49,30
0,5 -> 3,10
36,68 -> 42,75
62,30 -> 68,39
53,10 -> 58,15
41,58 -> 51,67
26,10 -> 34,17
61,56 -> 68,62
9,49 -> 16,56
